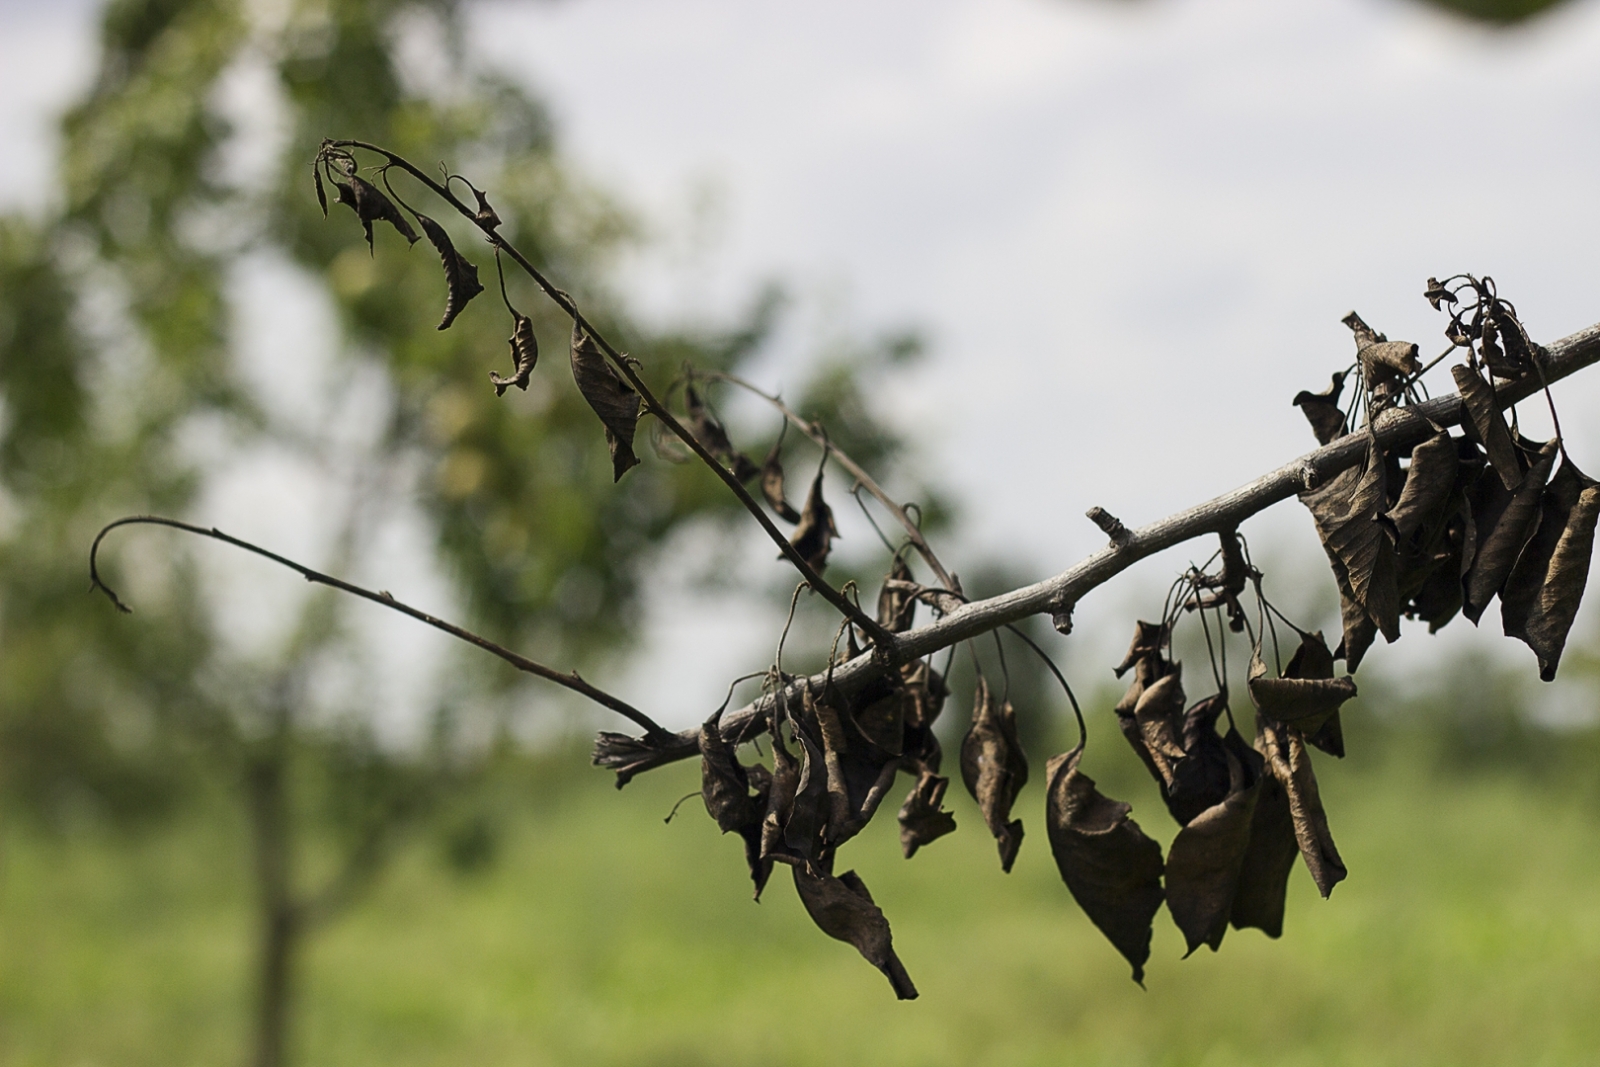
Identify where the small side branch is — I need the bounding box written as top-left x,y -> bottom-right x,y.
89,516 -> 671,739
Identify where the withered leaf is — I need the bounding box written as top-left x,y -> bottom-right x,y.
1292,372 -> 1348,445
414,212 -> 484,331
1114,620 -> 1168,679
1463,441 -> 1556,623
877,555 -> 917,633
1424,276 -> 1455,311
792,865 -> 918,1000
1045,746 -> 1165,984
788,468 -> 839,573
491,313 -> 538,396
898,660 -> 947,776
1132,672 -> 1187,791
1301,437 -> 1399,646
685,382 -> 759,482
898,771 -> 956,858
760,434 -> 802,522
592,730 -> 700,789
1258,719 -> 1346,897
314,166 -> 328,218
699,711 -> 773,897
1163,692 -> 1233,826
1165,743 -> 1262,955
1501,456 -> 1600,680
1246,635 -> 1356,744
1380,432 -> 1458,546
1229,762 -> 1298,938
1361,339 -> 1422,381
960,675 -> 1029,872
759,729 -> 800,869
332,173 -> 418,252
570,321 -> 641,481
472,188 -> 501,230
1452,364 -> 1523,492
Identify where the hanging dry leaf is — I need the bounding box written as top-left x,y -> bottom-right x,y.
759,729 -> 800,870
1164,692 -> 1234,826
1132,672 -> 1187,790
1463,441 -> 1556,622
760,434 -> 802,522
960,676 -> 1029,872
699,711 -> 773,897
491,313 -> 538,396
1228,762 -> 1299,938
1247,634 -> 1356,744
1114,620 -> 1168,679
877,555 -> 917,633
414,212 -> 484,331
788,468 -> 839,573
898,660 -> 947,778
1045,746 -> 1165,984
332,173 -> 418,251
684,382 -> 759,482
1452,364 -> 1523,492
1501,457 -> 1600,680
1257,719 -> 1346,897
314,166 -> 328,218
1302,437 -> 1399,646
1292,372 -> 1348,445
570,321 -> 641,481
1380,432 -> 1458,545
898,770 -> 956,858
1165,743 -> 1262,955
792,865 -> 918,1000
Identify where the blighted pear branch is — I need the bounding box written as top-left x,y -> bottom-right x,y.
628,318 -> 1600,764
316,140 -> 885,644
88,516 -> 672,739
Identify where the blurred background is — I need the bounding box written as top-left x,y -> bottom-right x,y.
3,0 -> 1600,1064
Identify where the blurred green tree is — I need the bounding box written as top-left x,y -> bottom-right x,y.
0,1 -> 933,1064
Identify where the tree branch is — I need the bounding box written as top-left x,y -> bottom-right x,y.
597,319 -> 1600,773
89,516 -> 673,739
320,140 -> 886,644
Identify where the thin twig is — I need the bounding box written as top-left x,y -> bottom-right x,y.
322,140 -> 884,643
89,516 -> 671,739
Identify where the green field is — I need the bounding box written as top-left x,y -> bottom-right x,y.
4,727 -> 1600,1067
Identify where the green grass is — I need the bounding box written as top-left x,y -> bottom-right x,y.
4,742 -> 1600,1067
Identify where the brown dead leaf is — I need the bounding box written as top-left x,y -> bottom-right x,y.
569,321 -> 641,481
1247,634 -> 1356,745
332,173 -> 419,252
1381,432 -> 1458,546
960,675 -> 1029,872
792,865 -> 918,1000
877,555 -> 918,634
1045,746 -> 1165,984
1228,761 -> 1299,938
685,382 -> 759,482
898,770 -> 956,858
788,467 -> 839,573
414,212 -> 484,331
1502,456 -> 1600,680
1292,372 -> 1348,445
699,710 -> 773,898
491,313 -> 538,396
1452,364 -> 1523,492
1463,440 -> 1556,622
760,434 -> 802,522
1258,719 -> 1346,897
1166,743 -> 1262,955
1132,672 -> 1187,790
1301,437 -> 1399,647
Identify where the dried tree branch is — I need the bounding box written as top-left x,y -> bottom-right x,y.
89,515 -> 671,739
320,140 -> 885,644
704,371 -> 959,592
607,319 -> 1600,770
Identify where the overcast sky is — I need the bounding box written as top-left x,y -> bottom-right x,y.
5,0 -> 1600,729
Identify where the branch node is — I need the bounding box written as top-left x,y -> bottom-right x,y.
1298,461 -> 1320,491
1051,601 -> 1075,635
1086,506 -> 1131,546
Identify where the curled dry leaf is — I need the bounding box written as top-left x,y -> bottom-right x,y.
759,729 -> 801,868
1380,432 -> 1458,545
760,434 -> 801,522
1463,441 -> 1556,623
1132,672 -> 1187,791
491,313 -> 538,396
1246,634 -> 1356,748
332,173 -> 418,251
685,383 -> 759,482
1045,746 -> 1165,984
314,166 -> 328,218
1501,456 -> 1600,680
1292,372 -> 1348,446
1452,364 -> 1523,492
877,555 -> 917,634
414,212 -> 484,331
898,770 -> 956,858
1165,741 -> 1263,955
792,865 -> 918,1000
1257,719 -> 1346,897
570,321 -> 641,481
592,730 -> 700,789
1112,622 -> 1177,786
700,710 -> 774,897
1228,761 -> 1299,938
1164,692 -> 1233,826
960,675 -> 1029,872
898,660 -> 947,777
809,684 -> 901,848
1301,436 -> 1399,657
788,467 -> 839,573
